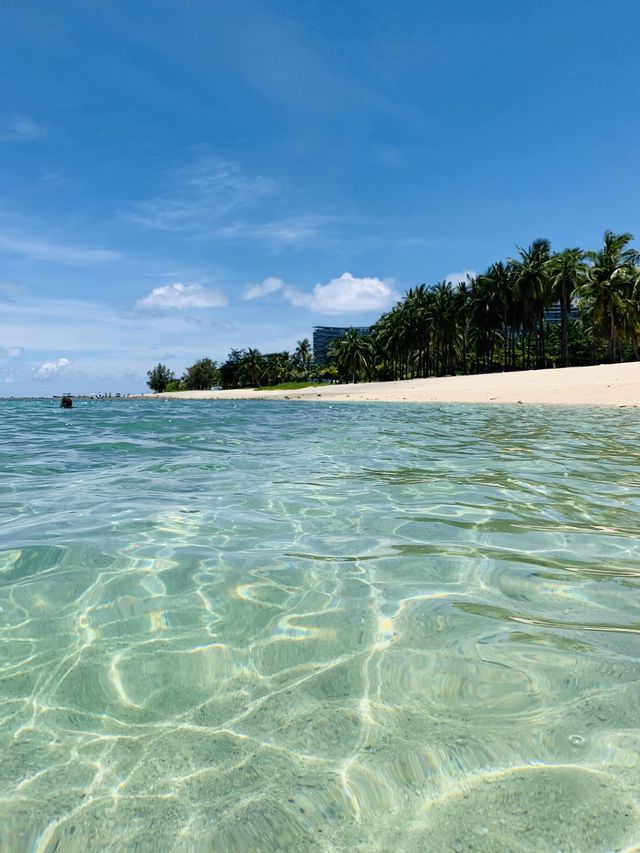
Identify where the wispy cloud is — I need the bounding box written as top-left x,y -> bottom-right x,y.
136,282 -> 227,311
0,232 -> 120,265
0,115 -> 46,142
1,346 -> 23,358
0,282 -> 25,302
125,147 -> 341,251
126,146 -> 278,233
219,215 -> 336,250
242,276 -> 286,301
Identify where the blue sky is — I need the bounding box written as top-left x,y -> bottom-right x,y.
2,0 -> 640,394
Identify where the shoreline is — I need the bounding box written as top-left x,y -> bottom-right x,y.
144,362 -> 640,407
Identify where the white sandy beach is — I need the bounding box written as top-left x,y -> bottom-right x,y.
149,361 -> 640,406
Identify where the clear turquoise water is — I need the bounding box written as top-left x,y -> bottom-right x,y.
1,399 -> 640,852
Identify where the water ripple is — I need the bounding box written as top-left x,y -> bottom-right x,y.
0,399 -> 639,851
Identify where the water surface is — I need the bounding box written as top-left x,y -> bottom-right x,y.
1,399 -> 639,851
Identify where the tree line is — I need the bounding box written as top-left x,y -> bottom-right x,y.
147,231 -> 640,392
146,341 -> 314,392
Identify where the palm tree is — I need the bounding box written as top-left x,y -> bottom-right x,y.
548,248 -> 586,367
511,239 -> 552,368
243,348 -> 264,387
408,284 -> 435,377
470,264 -> 511,371
455,277 -> 473,374
398,288 -> 420,378
430,281 -> 458,375
625,267 -> 640,359
294,338 -> 313,377
329,328 -> 374,383
577,231 -> 638,362
373,306 -> 407,380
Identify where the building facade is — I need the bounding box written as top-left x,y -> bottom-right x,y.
312,326 -> 373,366
543,300 -> 579,324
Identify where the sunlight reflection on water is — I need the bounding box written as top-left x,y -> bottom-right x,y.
0,398 -> 639,851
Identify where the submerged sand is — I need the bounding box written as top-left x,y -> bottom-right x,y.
149,362 -> 640,407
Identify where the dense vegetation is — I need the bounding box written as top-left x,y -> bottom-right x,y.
147,231 -> 640,391
146,342 -> 315,392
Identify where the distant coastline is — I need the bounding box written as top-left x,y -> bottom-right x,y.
138,362 -> 640,407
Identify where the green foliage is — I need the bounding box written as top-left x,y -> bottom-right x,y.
165,379 -> 184,392
146,363 -> 175,393
577,232 -> 640,362
293,338 -> 314,377
371,230 -> 640,380
218,348 -> 301,389
243,348 -> 265,387
219,349 -> 246,389
328,328 -> 374,383
316,365 -> 339,382
149,232 -> 640,395
182,358 -> 220,390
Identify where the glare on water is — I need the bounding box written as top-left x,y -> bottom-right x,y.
0,399 -> 639,852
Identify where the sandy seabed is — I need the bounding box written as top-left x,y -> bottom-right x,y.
149,362 -> 640,407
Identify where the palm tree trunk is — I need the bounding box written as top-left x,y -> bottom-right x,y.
560,291 -> 569,368
608,310 -> 616,362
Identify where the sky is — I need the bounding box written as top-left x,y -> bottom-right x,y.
2,0 -> 640,395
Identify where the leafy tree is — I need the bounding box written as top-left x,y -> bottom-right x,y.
329,328 -> 374,383
511,239 -> 552,368
470,264 -> 510,371
263,351 -> 294,386
431,281 -> 458,375
219,349 -> 246,389
294,339 -> 313,377
577,231 -> 638,362
548,248 -> 586,367
183,358 -> 220,390
146,363 -> 175,393
242,348 -> 264,387
210,231 -> 640,391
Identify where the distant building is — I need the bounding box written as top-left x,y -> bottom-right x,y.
543,301 -> 579,324
313,326 -> 373,366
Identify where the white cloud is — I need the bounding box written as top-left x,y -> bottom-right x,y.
33,357 -> 71,378
0,233 -> 120,264
0,292 -> 311,395
0,115 -> 46,142
135,282 -> 227,311
2,347 -> 23,358
445,269 -> 477,286
242,276 -> 285,300
306,272 -> 397,315
241,272 -> 397,315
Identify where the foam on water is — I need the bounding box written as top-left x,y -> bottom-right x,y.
1,398 -> 639,851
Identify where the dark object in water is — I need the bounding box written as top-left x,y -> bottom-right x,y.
60,396 -> 73,408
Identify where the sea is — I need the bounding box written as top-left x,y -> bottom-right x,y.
1,398 -> 639,852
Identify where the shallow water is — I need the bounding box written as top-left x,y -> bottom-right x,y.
1,398 -> 639,852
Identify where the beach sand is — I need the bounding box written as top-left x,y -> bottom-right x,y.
149,361 -> 640,406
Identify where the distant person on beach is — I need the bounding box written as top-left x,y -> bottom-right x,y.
60,396 -> 73,408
